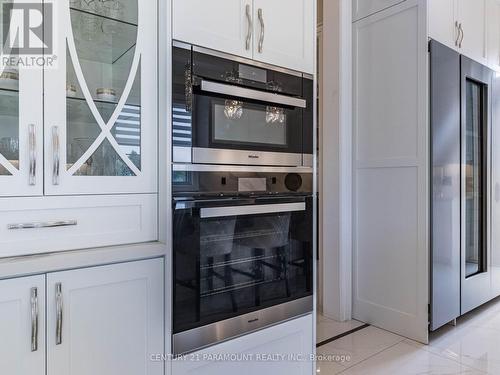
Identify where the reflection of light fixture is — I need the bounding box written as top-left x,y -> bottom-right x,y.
266,106 -> 285,124
224,100 -> 243,120
74,0 -> 125,40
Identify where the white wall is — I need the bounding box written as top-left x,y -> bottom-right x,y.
319,0 -> 352,321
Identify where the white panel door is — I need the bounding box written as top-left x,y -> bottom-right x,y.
0,275 -> 45,375
353,0 -> 429,343
172,315 -> 314,375
428,0 -> 459,51
173,0 -> 253,59
458,0 -> 487,64
352,0 -> 406,21
47,259 -> 164,375
252,0 -> 315,73
44,0 -> 158,195
487,0 -> 500,72
0,0 -> 43,197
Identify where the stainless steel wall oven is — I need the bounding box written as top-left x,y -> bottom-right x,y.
172,170 -> 314,354
172,42 -> 314,167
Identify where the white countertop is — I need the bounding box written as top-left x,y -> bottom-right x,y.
0,241 -> 168,279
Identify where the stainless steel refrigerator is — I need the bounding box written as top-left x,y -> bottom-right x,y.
430,40 -> 493,331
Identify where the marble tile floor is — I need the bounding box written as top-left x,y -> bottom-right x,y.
316,297 -> 500,374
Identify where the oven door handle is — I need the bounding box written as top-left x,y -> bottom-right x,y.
200,80 -> 307,109
200,202 -> 306,219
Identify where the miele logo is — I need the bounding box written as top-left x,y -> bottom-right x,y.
248,155 -> 260,159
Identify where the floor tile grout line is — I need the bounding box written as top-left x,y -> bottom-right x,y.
336,340 -> 405,374
316,324 -> 371,348
404,339 -> 488,373
335,337 -> 487,375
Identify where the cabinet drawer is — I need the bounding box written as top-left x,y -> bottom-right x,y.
172,314 -> 313,375
0,194 -> 157,258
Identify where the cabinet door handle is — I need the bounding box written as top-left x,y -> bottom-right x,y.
55,283 -> 63,345
257,8 -> 264,53
52,126 -> 60,185
28,124 -> 36,186
30,287 -> 38,352
459,23 -> 464,48
455,21 -> 460,46
245,3 -> 252,50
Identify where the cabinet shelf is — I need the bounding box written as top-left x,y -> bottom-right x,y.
67,95 -> 140,109
66,96 -> 140,127
70,7 -> 137,65
0,87 -> 18,94
70,6 -> 138,27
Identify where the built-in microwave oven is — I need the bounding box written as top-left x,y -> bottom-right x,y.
172,42 -> 314,167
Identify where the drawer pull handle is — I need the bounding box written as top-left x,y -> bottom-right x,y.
31,287 -> 38,352
7,220 -> 77,230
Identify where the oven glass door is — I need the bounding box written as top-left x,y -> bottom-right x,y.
173,197 -> 313,334
192,92 -> 303,154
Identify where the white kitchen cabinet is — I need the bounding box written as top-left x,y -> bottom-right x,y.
428,0 -> 459,51
47,258 -> 164,375
173,0 -> 253,59
427,0 -> 488,64
457,0 -> 488,64
172,0 -> 314,73
488,0 -> 500,71
252,0 -> 314,73
0,0 -> 43,197
0,0 -> 158,197
44,0 -> 157,195
0,275 -> 45,375
172,314 -> 313,375
0,0 -> 159,257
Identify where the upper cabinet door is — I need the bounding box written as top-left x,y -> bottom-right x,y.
44,0 -> 157,195
173,0 -> 253,59
428,0 -> 459,51
47,259 -> 164,375
0,0 -> 43,197
353,0 -> 406,21
253,0 -> 314,73
458,0 -> 488,64
0,275 -> 46,375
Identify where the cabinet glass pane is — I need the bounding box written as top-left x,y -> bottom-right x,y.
0,91 -> 19,175
465,79 -> 486,278
75,138 -> 134,176
0,0 -> 19,176
67,0 -> 140,176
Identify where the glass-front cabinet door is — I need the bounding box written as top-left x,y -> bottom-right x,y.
0,0 -> 43,197
460,56 -> 492,314
44,0 -> 157,195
